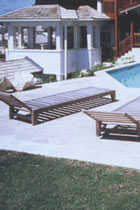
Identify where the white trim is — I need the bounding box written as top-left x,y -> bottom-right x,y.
87,25 -> 93,69
8,25 -> 14,50
0,19 -> 62,22
56,23 -> 62,51
18,26 -> 22,49
7,49 -> 64,53
0,18 -> 111,23
64,25 -> 67,80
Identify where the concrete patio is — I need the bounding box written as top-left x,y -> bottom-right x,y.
1,69 -> 140,170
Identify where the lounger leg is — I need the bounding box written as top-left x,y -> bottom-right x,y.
137,123 -> 140,137
96,121 -> 101,136
111,92 -> 116,102
31,111 -> 38,125
9,106 -> 14,119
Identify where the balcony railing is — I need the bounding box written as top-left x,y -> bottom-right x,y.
118,0 -> 140,10
102,0 -> 140,18
113,33 -> 140,59
134,33 -> 140,47
102,0 -> 115,18
113,35 -> 131,59
118,35 -> 132,56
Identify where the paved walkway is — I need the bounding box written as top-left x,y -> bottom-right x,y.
1,67 -> 140,170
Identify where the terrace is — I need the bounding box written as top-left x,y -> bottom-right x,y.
1,67 -> 140,170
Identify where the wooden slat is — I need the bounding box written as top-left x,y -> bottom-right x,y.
84,111 -> 136,124
0,86 -> 115,125
24,87 -> 115,110
39,112 -> 58,119
101,127 -> 137,135
0,92 -> 31,110
57,107 -> 77,113
48,110 -> 66,116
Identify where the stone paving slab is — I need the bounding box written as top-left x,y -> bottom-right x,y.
1,70 -> 140,170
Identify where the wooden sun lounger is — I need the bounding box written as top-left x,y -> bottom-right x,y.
84,96 -> 140,137
0,86 -> 115,125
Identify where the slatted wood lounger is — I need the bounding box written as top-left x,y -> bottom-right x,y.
0,86 -> 115,125
84,96 -> 140,137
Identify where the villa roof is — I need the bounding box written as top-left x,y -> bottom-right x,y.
77,5 -> 109,19
0,5 -> 110,21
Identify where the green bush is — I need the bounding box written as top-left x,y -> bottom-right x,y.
91,64 -> 107,72
111,60 -> 116,65
34,74 -> 56,83
80,69 -> 94,77
48,75 -> 56,82
71,70 -> 80,78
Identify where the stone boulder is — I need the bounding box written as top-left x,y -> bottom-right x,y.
0,77 -> 15,92
12,72 -> 39,91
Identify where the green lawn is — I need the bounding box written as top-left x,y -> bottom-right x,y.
1,150 -> 140,210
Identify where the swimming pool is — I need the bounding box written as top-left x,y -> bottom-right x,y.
107,63 -> 140,88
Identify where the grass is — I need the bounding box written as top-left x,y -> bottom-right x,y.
1,150 -> 140,210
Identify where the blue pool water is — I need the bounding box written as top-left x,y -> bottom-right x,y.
107,64 -> 140,88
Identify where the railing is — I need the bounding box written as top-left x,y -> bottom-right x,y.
118,35 -> 132,56
102,0 -> 140,17
134,33 -> 140,47
113,33 -> 140,59
118,0 -> 140,10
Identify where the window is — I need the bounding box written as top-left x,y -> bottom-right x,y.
13,27 -> 29,49
80,26 -> 87,48
35,26 -> 56,49
67,26 -> 74,49
63,26 -> 74,49
22,27 -> 28,47
15,26 -> 56,50
13,27 -> 18,48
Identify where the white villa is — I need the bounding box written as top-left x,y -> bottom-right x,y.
0,1 -> 114,80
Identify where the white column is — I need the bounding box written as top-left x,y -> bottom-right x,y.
97,1 -> 103,13
87,24 -> 93,68
13,27 -> 17,49
18,26 -> 22,49
21,27 -> 24,48
74,25 -> 79,49
64,25 -> 67,80
48,27 -> 52,49
8,25 -> 14,50
87,24 -> 93,50
56,24 -> 62,51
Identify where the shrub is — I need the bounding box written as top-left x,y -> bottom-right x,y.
91,64 -> 107,72
48,75 -> 56,82
34,74 -> 56,83
111,60 -> 116,65
71,70 -> 80,78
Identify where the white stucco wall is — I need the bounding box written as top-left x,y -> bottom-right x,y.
6,49 -> 63,74
91,48 -> 101,66
5,47 -> 102,78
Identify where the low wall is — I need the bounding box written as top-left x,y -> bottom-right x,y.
5,47 -> 102,79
